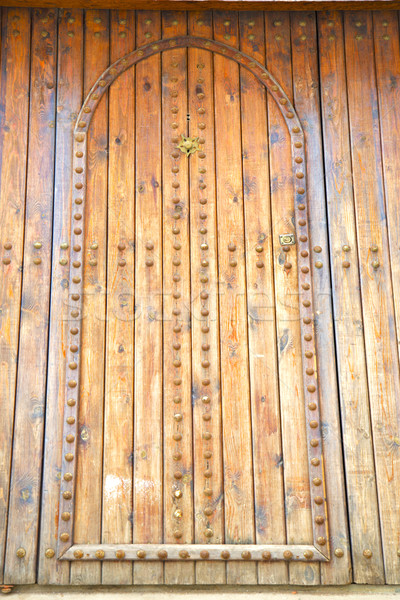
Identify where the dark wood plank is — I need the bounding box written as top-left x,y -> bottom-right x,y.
37,8 -> 83,585
4,8 -> 57,585
101,8 -> 135,586
70,8 -> 109,587
290,11 -> 351,585
0,7 -> 31,584
344,9 -> 400,584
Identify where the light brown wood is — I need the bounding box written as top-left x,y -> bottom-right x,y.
101,8 -> 135,586
213,10 -> 257,586
0,7 -> 30,585
4,8 -> 57,585
132,9 -> 164,586
38,8 -> 83,585
317,10 -> 384,584
290,11 -> 351,585
70,9 -> 109,587
344,11 -> 400,585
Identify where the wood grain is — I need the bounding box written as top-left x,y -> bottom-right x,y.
265,11 -> 319,587
0,7 -> 30,584
290,11 -> 351,585
70,9 -> 109,587
213,9 -> 257,586
4,8 -> 57,585
318,10 -> 384,584
344,10 -> 400,585
132,9 -> 164,586
38,8 -> 83,585
101,8 -> 135,586
188,9 -> 226,587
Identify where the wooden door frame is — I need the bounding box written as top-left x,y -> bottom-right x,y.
58,35 -> 329,564
1,2 -> 399,10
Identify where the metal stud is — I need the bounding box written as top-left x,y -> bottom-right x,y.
283,550 -> 293,560
61,512 -> 71,521
45,548 -> 55,558
137,550 -> 146,559
304,550 -> 313,559
262,551 -> 271,560
343,261 -> 350,268
179,550 -> 189,559
372,259 -> 380,270
95,550 -> 105,559
60,533 -> 69,542
363,549 -> 372,558
74,550 -> 84,559
16,548 -> 26,558
221,550 -> 230,559
115,549 -> 125,559
334,548 -> 344,558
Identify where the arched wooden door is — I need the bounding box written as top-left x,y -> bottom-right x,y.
58,18 -> 328,583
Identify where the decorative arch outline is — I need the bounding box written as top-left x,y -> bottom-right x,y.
58,36 -> 329,562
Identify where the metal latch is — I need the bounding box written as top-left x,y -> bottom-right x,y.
279,233 -> 296,246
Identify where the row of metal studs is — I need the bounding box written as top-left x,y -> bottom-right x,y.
194,61 -> 215,540
59,36 -> 328,558
168,54 -> 186,540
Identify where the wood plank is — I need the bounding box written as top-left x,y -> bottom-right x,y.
2,1 -> 400,13
101,8 -> 135,586
0,7 -> 30,585
161,9 -> 195,587
318,10 -> 384,584
373,24 -> 400,577
37,8 -> 83,585
132,9 -> 164,586
3,8 -> 57,585
290,11 -> 351,585
238,10 -> 288,586
344,10 -> 400,584
213,9 -> 257,586
188,9 -> 226,587
70,8 -> 109,586
265,11 -> 319,586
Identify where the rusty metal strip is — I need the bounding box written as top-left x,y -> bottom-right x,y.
57,35 -> 329,561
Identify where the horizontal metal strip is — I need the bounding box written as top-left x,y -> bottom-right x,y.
61,544 -> 329,562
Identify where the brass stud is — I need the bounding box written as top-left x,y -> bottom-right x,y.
314,496 -> 324,505
315,515 -> 325,524
2,258 -> 11,265
179,550 -> 189,559
16,548 -> 26,558
307,385 -> 316,393
334,548 -> 344,558
158,550 -> 168,559
64,472 -> 73,481
262,550 -> 271,560
242,551 -> 251,560
221,550 -> 230,559
59,258 -> 68,266
137,550 -> 146,559
60,533 -> 70,542
67,399 -> 76,407
343,261 -> 350,268
66,416 -> 75,424
45,548 -> 55,558
310,421 -> 318,429
33,257 -> 42,265
74,550 -> 84,559
66,434 -> 75,443
204,529 -> 213,538
61,512 -> 71,521
311,457 -> 320,466
313,477 -> 322,486
116,550 -> 125,559
304,550 -> 313,559
315,261 -> 323,269
174,489 -> 182,498
299,219 -> 307,227
283,550 -> 293,560
200,550 -> 209,559
33,241 -> 42,248
372,260 -> 380,269
95,550 -> 105,559
3,242 -> 12,250
65,453 -> 74,461
363,549 -> 372,558
310,439 -> 319,447
308,401 -> 317,410
274,20 -> 282,26
317,537 -> 326,546
146,258 -> 154,267
63,491 -> 72,500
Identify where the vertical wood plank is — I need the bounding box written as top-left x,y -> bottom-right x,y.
318,10 -> 384,584
70,8 -> 109,586
101,8 -> 135,586
344,11 -> 400,584
0,7 -> 30,584
265,11 -> 319,586
213,9 -> 257,586
162,10 -> 195,586
239,11 -> 288,586
4,8 -> 57,585
38,8 -> 83,585
188,9 -> 226,587
133,9 -> 163,586
290,11 -> 351,585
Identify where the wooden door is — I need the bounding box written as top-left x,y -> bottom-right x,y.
58,12 -> 328,583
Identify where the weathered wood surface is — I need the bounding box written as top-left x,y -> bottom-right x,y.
1,8 -> 400,587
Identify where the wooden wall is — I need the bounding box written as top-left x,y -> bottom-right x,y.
0,7 -> 400,587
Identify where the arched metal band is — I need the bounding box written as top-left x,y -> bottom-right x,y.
58,36 -> 329,560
